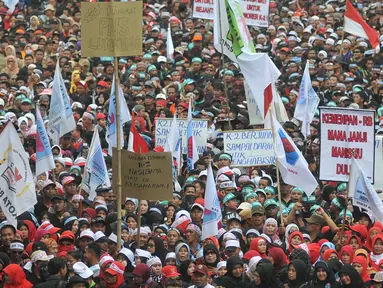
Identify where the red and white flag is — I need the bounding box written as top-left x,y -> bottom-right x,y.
344,0 -> 380,51
167,27 -> 174,60
237,52 -> 281,119
128,114 -> 149,153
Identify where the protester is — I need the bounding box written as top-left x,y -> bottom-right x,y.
0,0 -> 382,287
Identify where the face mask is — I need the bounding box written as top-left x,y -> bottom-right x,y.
138,72 -> 146,79
184,195 -> 195,205
58,244 -> 74,253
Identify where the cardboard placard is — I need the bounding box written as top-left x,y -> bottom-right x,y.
223,129 -> 275,166
155,118 -> 208,154
193,0 -> 270,27
112,149 -> 173,200
81,2 -> 143,57
319,107 -> 375,182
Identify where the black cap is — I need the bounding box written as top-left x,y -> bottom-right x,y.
91,216 -> 106,225
51,195 -> 65,201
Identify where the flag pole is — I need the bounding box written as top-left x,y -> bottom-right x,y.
339,155 -> 353,245
217,0 -> 231,114
269,105 -> 285,229
114,57 -> 123,250
136,147 -> 142,249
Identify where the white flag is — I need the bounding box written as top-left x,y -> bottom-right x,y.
167,27 -> 174,60
202,164 -> 222,240
0,122 -> 37,228
48,61 -> 76,144
82,129 -> 111,200
294,61 -> 320,138
213,0 -> 255,63
36,107 -> 55,176
349,158 -> 383,222
165,113 -> 181,174
106,75 -> 131,155
271,113 -> 318,196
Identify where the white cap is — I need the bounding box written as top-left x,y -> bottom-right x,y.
135,249 -> 151,259
0,99 -> 4,106
156,93 -> 167,100
199,170 -> 207,177
326,39 -> 335,46
119,248 -> 135,265
223,232 -> 236,241
10,242 -> 24,250
99,255 -> 114,267
225,240 -> 240,249
157,56 -> 167,63
165,252 -> 176,260
147,256 -> 161,267
93,231 -> 107,242
80,229 -> 94,239
108,233 -> 118,244
73,262 -> 93,279
217,261 -> 227,270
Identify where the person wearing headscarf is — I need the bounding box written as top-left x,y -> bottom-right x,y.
339,245 -> 354,265
305,261 -> 340,288
147,256 -> 163,285
365,226 -> 382,251
288,231 -> 304,254
319,242 -> 336,261
339,264 -> 364,287
3,264 -> 33,288
370,235 -> 383,269
352,256 -> 371,283
1,55 -> 19,76
286,259 -> 309,288
175,242 -> 191,266
248,260 -> 282,288
346,235 -> 362,252
322,249 -> 338,262
131,263 -> 159,288
214,256 -> 247,288
179,260 -> 194,285
283,224 -> 299,251
262,218 -> 281,245
203,244 -> 220,274
250,238 -> 268,258
267,245 -> 288,276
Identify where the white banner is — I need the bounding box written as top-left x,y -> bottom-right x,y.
245,81 -> 263,125
319,108 -> 375,182
155,118 -> 208,154
223,130 -> 275,166
0,122 -> 37,228
374,136 -> 383,191
194,0 -> 270,27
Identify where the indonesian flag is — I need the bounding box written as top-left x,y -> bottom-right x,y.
344,0 -> 380,51
128,114 -> 149,153
237,52 -> 281,119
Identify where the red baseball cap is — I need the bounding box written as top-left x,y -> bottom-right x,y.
193,264 -> 209,275
97,80 -> 108,88
162,266 -> 180,278
96,113 -> 107,120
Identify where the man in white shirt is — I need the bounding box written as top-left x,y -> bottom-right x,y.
188,264 -> 214,288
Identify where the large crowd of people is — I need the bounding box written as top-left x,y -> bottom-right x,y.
0,0 -> 382,287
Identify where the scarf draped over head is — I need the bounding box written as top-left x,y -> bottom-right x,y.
366,227 -> 382,250
339,245 -> 354,264
352,255 -> 370,282
262,218 -> 280,243
4,55 -> 19,75
287,259 -> 308,288
250,237 -> 267,258
339,264 -> 363,287
370,235 -> 383,267
284,223 -> 299,250
3,264 -> 33,288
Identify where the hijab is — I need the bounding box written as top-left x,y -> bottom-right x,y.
3,264 -> 33,288
339,264 -> 363,288
288,231 -> 304,253
225,256 -> 244,280
203,244 -> 220,268
370,234 -> 383,267
352,255 -> 370,282
318,242 -> 336,261
250,237 -> 267,258
287,259 -> 308,288
262,218 -> 280,243
323,249 -> 338,262
4,55 -> 19,75
132,264 -> 153,288
339,245 -> 354,264
284,223 -> 299,250
179,260 -> 193,283
308,243 -> 321,265
366,227 -> 382,251
29,16 -> 39,30
255,261 -> 281,288
268,246 -> 288,273
312,261 -> 336,288
175,242 -> 191,265
346,235 -> 362,251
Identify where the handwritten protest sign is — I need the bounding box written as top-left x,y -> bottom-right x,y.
155,118 -> 208,154
81,2 -> 142,57
223,130 -> 275,166
193,0 -> 270,27
319,108 -> 375,182
374,136 -> 383,191
113,149 -> 173,200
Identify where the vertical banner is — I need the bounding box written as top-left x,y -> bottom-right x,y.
319,108 -> 375,182
374,136 -> 383,191
245,81 -> 263,125
193,0 -> 270,27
